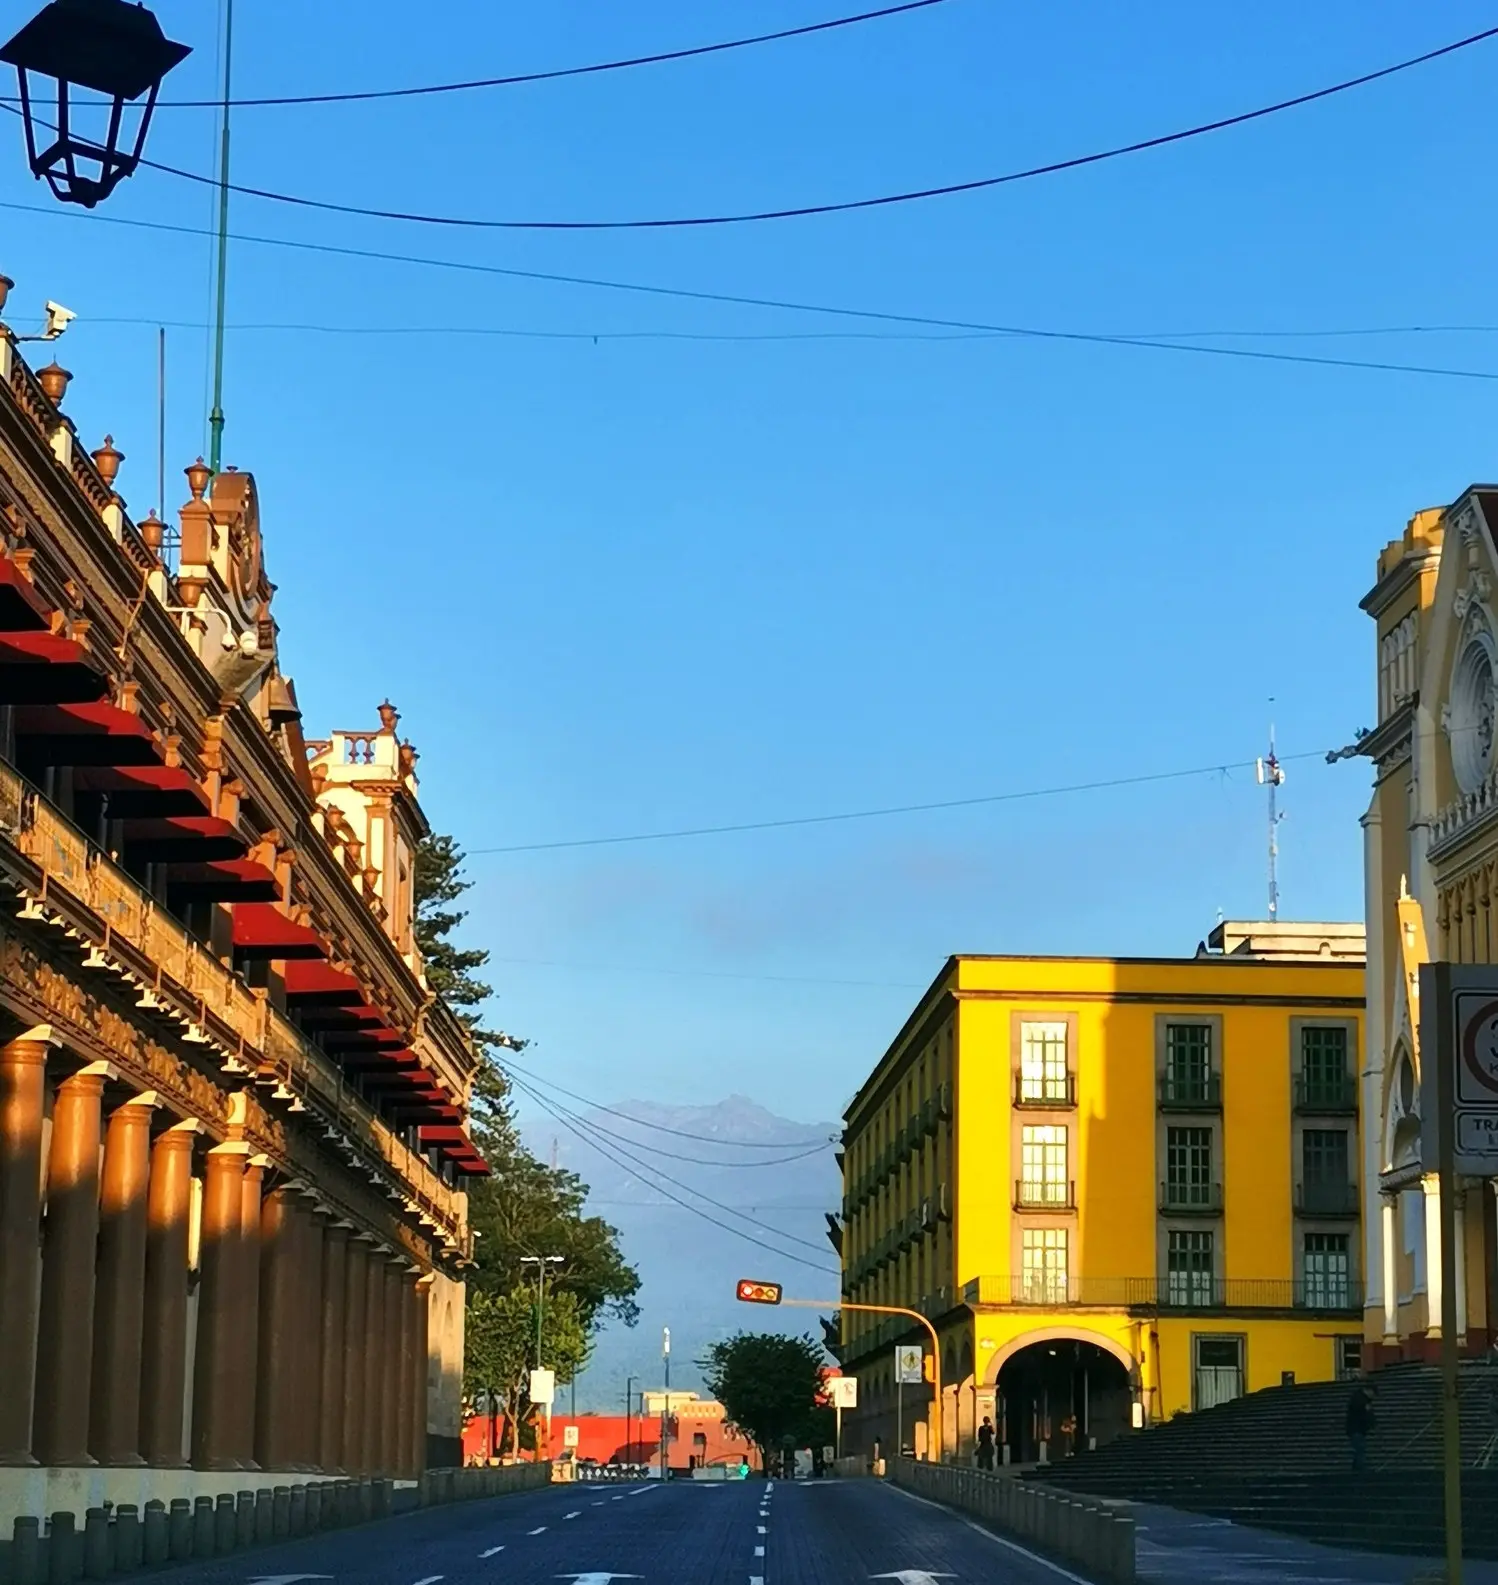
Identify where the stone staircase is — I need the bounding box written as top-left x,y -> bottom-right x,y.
1025,1361 -> 1498,1557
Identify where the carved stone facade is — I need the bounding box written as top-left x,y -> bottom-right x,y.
1361,488 -> 1498,1363
0,279 -> 482,1526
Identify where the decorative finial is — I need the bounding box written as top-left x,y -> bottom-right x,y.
377,700 -> 399,733
184,457 -> 211,500
37,361 -> 71,406
138,512 -> 164,553
91,435 -> 123,488
0,275 -> 12,318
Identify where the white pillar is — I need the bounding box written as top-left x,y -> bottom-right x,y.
1424,1175 -> 1443,1338
1361,800 -> 1386,1330
1382,1194 -> 1399,1343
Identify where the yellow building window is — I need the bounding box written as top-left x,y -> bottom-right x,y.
1019,1022 -> 1069,1103
1166,1229 -> 1215,1307
1164,1023 -> 1215,1104
1304,1232 -> 1352,1309
1021,1227 -> 1069,1303
1019,1125 -> 1069,1206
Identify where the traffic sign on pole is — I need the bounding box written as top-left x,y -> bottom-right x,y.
894,1346 -> 924,1386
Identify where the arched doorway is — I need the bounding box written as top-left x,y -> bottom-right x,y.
993,1335 -> 1133,1464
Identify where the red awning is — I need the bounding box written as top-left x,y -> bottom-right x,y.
0,632 -> 108,705
231,903 -> 328,961
14,701 -> 159,766
0,558 -> 52,633
418,1125 -> 467,1145
73,764 -> 211,818
281,960 -> 363,1006
164,858 -> 280,902
323,1028 -> 410,1055
121,814 -> 246,863
452,1153 -> 491,1178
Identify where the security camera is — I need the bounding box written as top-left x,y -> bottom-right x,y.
42,301 -> 76,340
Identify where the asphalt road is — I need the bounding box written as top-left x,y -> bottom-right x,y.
142,1473 -> 1096,1585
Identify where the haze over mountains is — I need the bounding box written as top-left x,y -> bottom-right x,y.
518,1095 -> 840,1414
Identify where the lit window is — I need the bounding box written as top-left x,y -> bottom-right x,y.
1019,1022 -> 1069,1103
1021,1227 -> 1068,1303
1020,1125 -> 1068,1205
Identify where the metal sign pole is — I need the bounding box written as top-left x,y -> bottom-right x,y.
897,1379 -> 903,1463
1433,962 -> 1465,1585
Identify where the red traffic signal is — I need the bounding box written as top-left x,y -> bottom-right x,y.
735,1279 -> 783,1306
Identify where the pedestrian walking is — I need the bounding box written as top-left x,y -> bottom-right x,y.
976,1416 -> 996,1471
1345,1381 -> 1376,1472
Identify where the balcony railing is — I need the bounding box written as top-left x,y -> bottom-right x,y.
1159,1179 -> 1224,1215
1158,1073 -> 1222,1110
1296,1180 -> 1361,1217
1294,1075 -> 1358,1114
0,759 -> 468,1252
1014,1178 -> 1076,1211
1014,1072 -> 1077,1108
961,1275 -> 1363,1313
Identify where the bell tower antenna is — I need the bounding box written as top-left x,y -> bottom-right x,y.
1256,714 -> 1286,921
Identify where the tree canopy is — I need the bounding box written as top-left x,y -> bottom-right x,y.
700,1332 -> 830,1468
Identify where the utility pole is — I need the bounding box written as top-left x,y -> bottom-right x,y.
660,1327 -> 671,1482
1256,717 -> 1285,921
207,0 -> 233,473
625,1375 -> 637,1467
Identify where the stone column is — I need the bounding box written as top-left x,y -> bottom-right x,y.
0,1028 -> 56,1465
253,1185 -> 299,1471
139,1122 -> 197,1467
191,1143 -> 248,1469
294,1195 -> 325,1471
395,1268 -> 416,1478
1382,1193 -> 1399,1344
380,1259 -> 403,1474
342,1236 -> 370,1475
236,1159 -> 266,1470
411,1276 -> 431,1477
1425,1174 -> 1443,1340
33,1065 -> 111,1466
317,1221 -> 350,1474
88,1092 -> 157,1465
362,1248 -> 388,1475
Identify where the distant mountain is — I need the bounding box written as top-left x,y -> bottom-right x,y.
518,1096 -> 841,1415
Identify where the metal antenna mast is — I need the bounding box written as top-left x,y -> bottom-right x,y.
207,0 -> 233,473
1256,717 -> 1285,920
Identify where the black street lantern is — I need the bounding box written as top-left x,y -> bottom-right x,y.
0,0 -> 190,208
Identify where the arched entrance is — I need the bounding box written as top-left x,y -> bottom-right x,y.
993,1335 -> 1133,1465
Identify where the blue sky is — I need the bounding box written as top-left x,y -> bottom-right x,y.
3,1 -> 1493,1124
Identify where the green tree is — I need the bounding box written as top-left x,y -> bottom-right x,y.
414,833 -> 515,1057
464,1285 -> 590,1456
701,1332 -> 829,1470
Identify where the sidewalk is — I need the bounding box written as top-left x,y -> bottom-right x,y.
1133,1501 -> 1498,1584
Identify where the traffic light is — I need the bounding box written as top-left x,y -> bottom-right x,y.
735,1279 -> 783,1305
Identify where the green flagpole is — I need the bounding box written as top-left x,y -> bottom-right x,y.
207,0 -> 233,474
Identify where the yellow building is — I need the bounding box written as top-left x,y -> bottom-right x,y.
838,923 -> 1366,1463
1360,488 -> 1498,1366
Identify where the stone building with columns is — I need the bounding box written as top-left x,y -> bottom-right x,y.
1360,488 -> 1498,1363
0,277 -> 484,1529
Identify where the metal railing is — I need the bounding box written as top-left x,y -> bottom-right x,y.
1014,1177 -> 1076,1210
960,1274 -> 1363,1312
1295,1179 -> 1361,1217
1294,1074 -> 1358,1113
1158,1072 -> 1222,1109
1159,1178 -> 1224,1214
1014,1071 -> 1077,1107
0,759 -> 468,1251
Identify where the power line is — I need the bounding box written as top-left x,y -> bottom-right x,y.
543,1106 -> 832,1170
145,2 -> 949,109
11,199 -> 1498,386
502,1055 -> 835,1149
514,1076 -> 840,1276
489,955 -> 923,991
89,24 -> 1498,231
465,748 -> 1332,857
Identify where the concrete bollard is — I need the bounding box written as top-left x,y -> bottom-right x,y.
114,1505 -> 142,1573
290,1484 -> 307,1537
372,1479 -> 390,1520
215,1492 -> 236,1553
167,1499 -> 192,1562
305,1483 -> 322,1531
46,1511 -> 77,1585
142,1501 -> 167,1566
1107,1513 -> 1136,1584
82,1507 -> 110,1580
11,1516 -> 41,1585
236,1491 -> 256,1548
416,1472 -> 430,1508
254,1489 -> 274,1545
193,1495 -> 216,1558
272,1486 -> 291,1540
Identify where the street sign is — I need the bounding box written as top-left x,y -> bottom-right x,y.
563,1423 -> 580,1448
1421,964 -> 1498,1174
828,1376 -> 858,1409
735,1279 -> 783,1305
894,1345 -> 924,1386
529,1368 -> 556,1407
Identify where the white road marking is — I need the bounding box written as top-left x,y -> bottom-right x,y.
757,1525 -> 766,1534
528,1526 -> 548,1535
479,1546 -> 505,1558
754,1546 -> 765,1558
612,1495 -> 625,1502
750,1578 -> 765,1585
888,1483 -> 1099,1585
412,1577 -> 444,1585
592,1500 -> 605,1506
565,1511 -> 582,1520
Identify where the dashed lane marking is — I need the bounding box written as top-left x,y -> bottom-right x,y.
479,1546 -> 504,1558
565,1511 -> 582,1520
754,1546 -> 765,1558
757,1525 -> 766,1534
528,1526 -> 548,1535
612,1496 -> 625,1502
592,1500 -> 605,1506
412,1577 -> 444,1585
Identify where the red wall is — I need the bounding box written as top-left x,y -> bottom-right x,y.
463,1411 -> 758,1470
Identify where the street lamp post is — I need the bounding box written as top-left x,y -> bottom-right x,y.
519,1254 -> 563,1463
660,1327 -> 671,1483
625,1375 -> 637,1467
